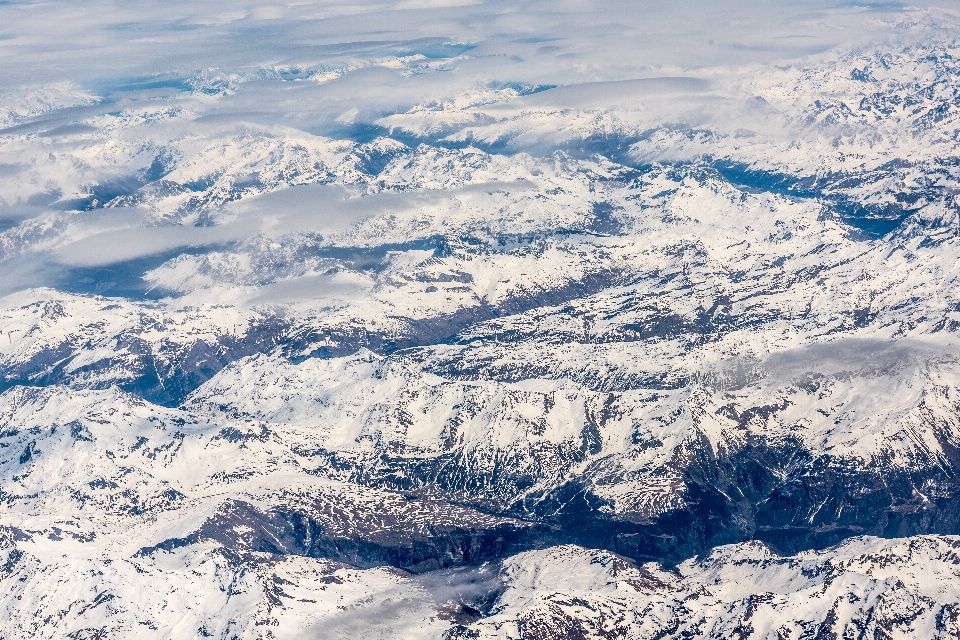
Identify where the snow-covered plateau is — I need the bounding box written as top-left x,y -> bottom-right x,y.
5,1 -> 960,637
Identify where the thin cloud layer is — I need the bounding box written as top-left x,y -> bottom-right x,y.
1,0 -> 959,298
1,0 -> 955,91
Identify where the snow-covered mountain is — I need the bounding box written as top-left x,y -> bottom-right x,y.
5,1 -> 960,637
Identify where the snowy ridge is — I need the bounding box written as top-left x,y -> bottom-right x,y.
5,531 -> 960,639
0,540 -> 449,640
462,536 -> 960,639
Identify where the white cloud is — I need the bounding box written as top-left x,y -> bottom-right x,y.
0,0 -> 958,296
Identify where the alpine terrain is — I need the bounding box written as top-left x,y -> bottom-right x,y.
3,1 -> 960,638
